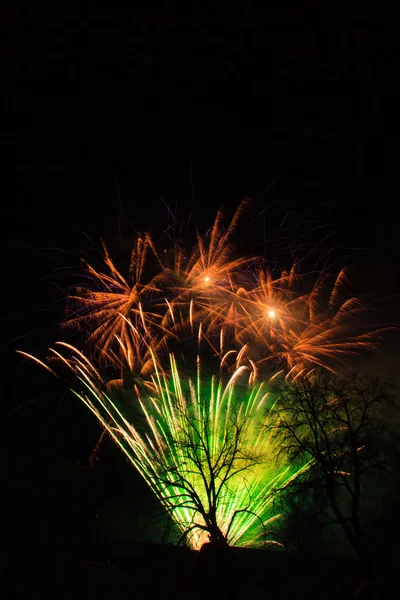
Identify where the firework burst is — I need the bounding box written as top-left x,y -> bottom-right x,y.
65,233 -> 170,365
245,267 -> 379,378
161,200 -> 255,340
50,343 -> 311,549
62,203 -> 381,379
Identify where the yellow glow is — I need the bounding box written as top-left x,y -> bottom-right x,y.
204,276 -> 210,282
268,310 -> 276,319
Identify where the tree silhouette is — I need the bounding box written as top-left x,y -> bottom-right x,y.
149,394 -> 267,547
267,371 -> 397,563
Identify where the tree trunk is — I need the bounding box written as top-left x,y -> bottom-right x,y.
327,483 -> 368,564
193,541 -> 240,599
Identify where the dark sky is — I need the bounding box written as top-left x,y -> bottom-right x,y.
2,5 -> 399,458
4,5 -> 398,244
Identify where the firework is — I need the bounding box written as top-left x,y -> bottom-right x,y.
62,203 -> 381,378
170,198 -> 251,289
51,343 -> 311,549
240,267 -> 379,378
161,200 -> 256,341
65,233 -> 170,366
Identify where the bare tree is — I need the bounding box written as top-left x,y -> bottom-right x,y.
149,402 -> 268,548
267,371 -> 397,563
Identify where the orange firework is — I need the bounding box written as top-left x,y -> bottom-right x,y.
234,263 -> 301,340
184,198 -> 251,289
162,199 -> 256,340
60,202 -> 385,384
65,233 -> 170,366
100,315 -> 162,397
238,267 -> 381,378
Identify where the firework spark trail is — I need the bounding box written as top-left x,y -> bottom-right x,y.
62,203 -> 383,379
230,266 -> 384,378
53,344 -> 311,549
161,200 -> 256,337
64,233 -> 170,364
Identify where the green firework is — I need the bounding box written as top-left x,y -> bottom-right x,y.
62,344 -> 311,549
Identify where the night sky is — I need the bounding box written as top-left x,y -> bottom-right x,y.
2,5 -> 399,460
